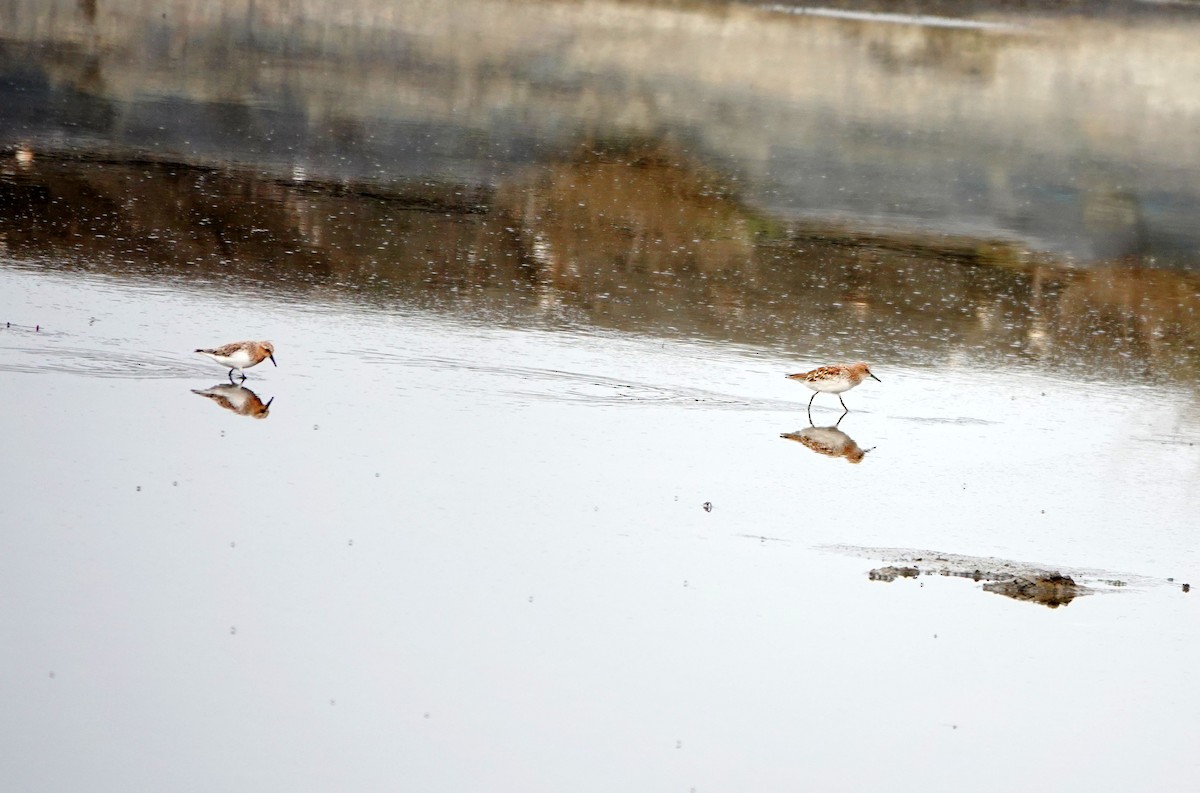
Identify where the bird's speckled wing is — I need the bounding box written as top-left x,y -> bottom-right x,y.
199,341 -> 254,356
803,365 -> 844,382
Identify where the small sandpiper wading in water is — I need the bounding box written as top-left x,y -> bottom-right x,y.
195,340 -> 277,381
787,362 -> 880,420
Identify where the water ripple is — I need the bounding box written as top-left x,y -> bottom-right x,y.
337,346 -> 785,409
0,344 -> 199,379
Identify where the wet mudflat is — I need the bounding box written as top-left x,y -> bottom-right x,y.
3,1 -> 1200,791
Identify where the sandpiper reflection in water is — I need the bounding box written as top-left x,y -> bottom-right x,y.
192,383 -> 274,419
780,421 -> 873,464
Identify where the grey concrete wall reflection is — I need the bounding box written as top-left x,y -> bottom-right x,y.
3,0 -> 1200,261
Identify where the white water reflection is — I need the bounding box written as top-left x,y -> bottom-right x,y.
1,262 -> 1197,792
762,5 -> 1024,30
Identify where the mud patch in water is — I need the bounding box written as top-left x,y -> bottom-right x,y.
827,545 -> 1185,608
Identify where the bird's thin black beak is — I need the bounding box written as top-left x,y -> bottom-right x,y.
264,397 -> 274,409
270,354 -> 277,367
869,372 -> 881,382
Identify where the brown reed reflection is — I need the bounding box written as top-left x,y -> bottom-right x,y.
2,148 -> 1199,390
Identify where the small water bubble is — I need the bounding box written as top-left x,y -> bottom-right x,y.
423,712 -> 430,719
676,740 -> 682,749
136,485 -> 141,492
230,542 -> 236,548
528,595 -> 534,603
230,626 -> 237,635
683,580 -> 689,587
702,502 -> 713,512
173,481 -> 178,487
49,671 -> 55,679
314,424 -> 320,430
348,539 -> 354,546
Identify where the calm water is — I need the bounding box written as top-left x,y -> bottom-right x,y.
2,1 -> 1199,791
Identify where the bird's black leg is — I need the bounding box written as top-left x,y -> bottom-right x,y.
227,368 -> 236,382
807,391 -> 817,425
838,394 -> 849,413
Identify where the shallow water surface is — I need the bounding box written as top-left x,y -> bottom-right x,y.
3,0 -> 1200,790
2,249 -> 1198,792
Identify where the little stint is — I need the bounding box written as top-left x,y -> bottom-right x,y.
195,340 -> 277,380
786,362 -> 880,418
